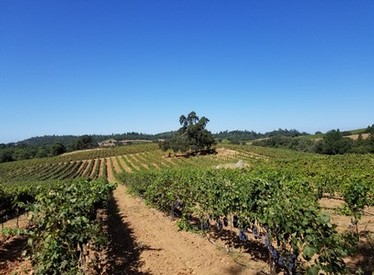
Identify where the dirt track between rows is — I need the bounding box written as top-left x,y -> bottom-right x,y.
110,183 -> 266,275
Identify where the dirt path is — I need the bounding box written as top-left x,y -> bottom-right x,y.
0,214 -> 31,274
111,157 -> 124,174
106,158 -> 117,183
110,184 -> 267,274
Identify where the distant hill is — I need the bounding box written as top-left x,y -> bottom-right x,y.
18,135 -> 78,147
0,132 -> 172,163
11,129 -> 308,148
16,132 -> 175,148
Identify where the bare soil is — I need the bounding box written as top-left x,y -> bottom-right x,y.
319,197 -> 374,274
110,157 -> 124,174
319,197 -> 374,234
109,184 -> 268,274
347,133 -> 370,140
0,236 -> 31,275
0,214 -> 31,275
61,148 -> 105,156
117,156 -> 132,173
106,158 -> 117,182
90,159 -> 99,178
214,148 -> 239,159
107,160 -> 269,274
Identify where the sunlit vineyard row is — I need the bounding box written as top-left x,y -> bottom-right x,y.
0,144 -> 247,222
0,145 -> 252,183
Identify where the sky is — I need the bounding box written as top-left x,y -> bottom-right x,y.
1,0 -> 373,143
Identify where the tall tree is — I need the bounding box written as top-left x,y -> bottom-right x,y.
160,111 -> 216,154
71,135 -> 96,151
50,143 -> 67,156
316,129 -> 353,155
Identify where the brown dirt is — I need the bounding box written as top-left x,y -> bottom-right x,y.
90,159 -> 99,178
74,160 -> 88,177
105,162 -> 269,274
0,214 -> 31,275
111,157 -> 124,174
61,148 -> 105,156
82,159 -> 93,177
117,156 -> 132,173
215,162 -> 249,170
347,133 -> 370,140
0,235 -> 31,275
319,198 -> 374,234
110,184 -> 269,274
215,148 -> 239,160
99,159 -> 105,178
162,155 -> 179,166
133,154 -> 150,170
319,197 -> 374,273
106,158 -> 117,183
137,153 -> 160,169
125,155 -> 142,171
1,214 -> 28,229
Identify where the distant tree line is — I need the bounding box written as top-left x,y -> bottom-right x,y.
0,134 -> 102,163
18,135 -> 78,148
17,132 -> 169,147
0,143 -> 67,163
215,128 -> 308,144
252,125 -> 374,155
0,135 -> 99,163
0,132 -> 171,163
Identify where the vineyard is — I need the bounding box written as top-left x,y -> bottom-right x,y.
1,143 -> 374,274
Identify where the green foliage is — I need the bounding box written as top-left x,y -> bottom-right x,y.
120,167 -> 348,274
342,179 -> 370,234
365,124 -> 374,134
50,143 -> 66,156
252,135 -> 315,152
0,143 -> 159,183
27,179 -> 115,274
215,129 -> 308,144
318,129 -> 353,154
159,111 -> 216,154
0,143 -> 65,163
0,150 -> 14,162
253,125 -> 374,155
0,181 -> 62,223
71,135 -> 97,151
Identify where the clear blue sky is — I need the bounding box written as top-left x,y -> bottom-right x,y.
1,0 -> 373,143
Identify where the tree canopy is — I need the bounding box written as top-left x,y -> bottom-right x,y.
159,111 -> 216,154
71,135 -> 96,151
